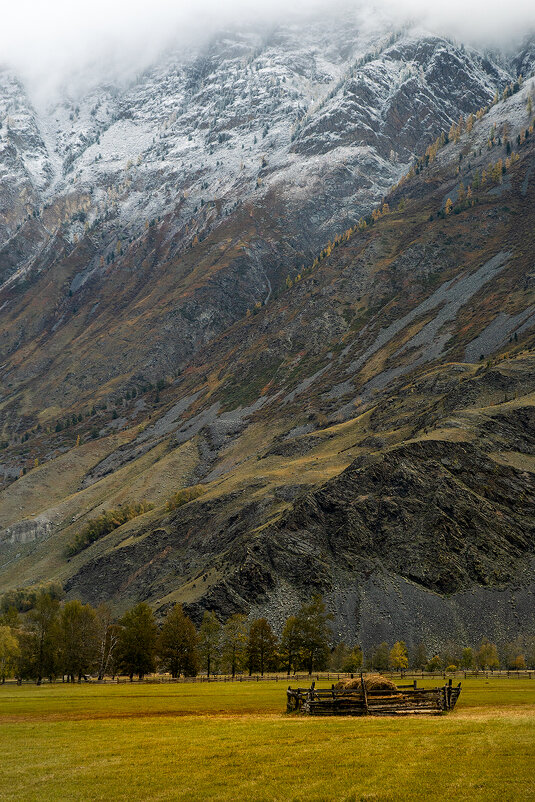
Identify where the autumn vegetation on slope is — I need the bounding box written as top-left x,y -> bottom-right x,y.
65,502 -> 154,557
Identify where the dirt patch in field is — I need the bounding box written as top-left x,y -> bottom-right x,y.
0,710 -> 286,724
2,705 -> 534,725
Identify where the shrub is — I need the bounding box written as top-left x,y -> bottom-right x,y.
0,582 -> 64,613
66,502 -> 154,556
426,655 -> 442,672
166,486 -> 205,512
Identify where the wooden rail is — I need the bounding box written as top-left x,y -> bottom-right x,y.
5,669 -> 532,686
287,678 -> 461,716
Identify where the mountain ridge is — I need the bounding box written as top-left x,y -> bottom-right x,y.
1,19 -> 535,650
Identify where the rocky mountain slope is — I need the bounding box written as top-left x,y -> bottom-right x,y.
1,16 -> 535,651
0,19 -> 520,419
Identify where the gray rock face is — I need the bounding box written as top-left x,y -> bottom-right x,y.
513,35 -> 535,78
324,565 -> 535,651
234,436 -> 535,646
271,439 -> 535,593
291,35 -> 506,161
0,517 -> 52,546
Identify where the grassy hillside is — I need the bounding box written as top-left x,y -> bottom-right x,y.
1,80 -> 535,644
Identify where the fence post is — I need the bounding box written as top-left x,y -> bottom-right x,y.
360,672 -> 369,715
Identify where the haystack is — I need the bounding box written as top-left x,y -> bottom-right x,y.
364,674 -> 398,692
334,678 -> 359,690
335,674 -> 398,692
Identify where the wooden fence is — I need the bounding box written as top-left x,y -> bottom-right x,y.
287,678 -> 462,716
112,669 -> 533,684
4,669 -> 534,686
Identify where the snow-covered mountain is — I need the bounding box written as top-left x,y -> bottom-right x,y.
0,18 -> 525,274
2,15 -> 534,437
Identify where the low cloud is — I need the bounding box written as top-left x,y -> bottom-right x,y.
379,0 -> 535,45
1,0 -> 534,101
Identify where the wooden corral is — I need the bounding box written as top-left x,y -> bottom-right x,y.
287,675 -> 461,716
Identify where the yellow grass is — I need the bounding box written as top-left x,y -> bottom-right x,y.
0,676 -> 534,801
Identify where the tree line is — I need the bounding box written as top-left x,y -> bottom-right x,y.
1,588 -> 534,684
0,591 -> 333,683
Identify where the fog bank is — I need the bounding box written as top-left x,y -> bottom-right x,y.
2,0 -> 534,100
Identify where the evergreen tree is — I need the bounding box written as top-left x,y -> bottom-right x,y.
342,645 -> 363,673
410,642 -> 427,670
295,595 -> 331,675
59,600 -> 99,682
247,618 -> 277,676
158,605 -> 198,678
21,589 -> 61,684
280,615 -> 301,675
198,611 -> 221,677
369,642 -> 390,672
117,603 -> 158,680
221,614 -> 248,677
329,642 -> 350,672
460,647 -> 474,670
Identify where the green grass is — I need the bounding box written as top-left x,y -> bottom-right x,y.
1,677 -> 534,801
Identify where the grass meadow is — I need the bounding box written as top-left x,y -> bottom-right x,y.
1,677 -> 534,801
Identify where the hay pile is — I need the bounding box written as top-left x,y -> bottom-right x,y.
335,678 -> 359,690
363,674 -> 398,692
335,674 -> 398,692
